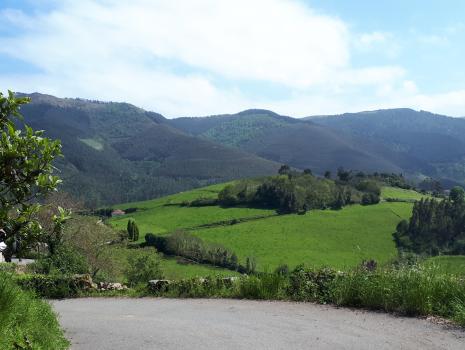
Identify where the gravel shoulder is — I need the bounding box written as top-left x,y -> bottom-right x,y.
51,298 -> 465,350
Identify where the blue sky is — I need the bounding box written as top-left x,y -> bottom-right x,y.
1,0 -> 464,117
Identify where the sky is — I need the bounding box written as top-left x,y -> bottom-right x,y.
0,0 -> 464,118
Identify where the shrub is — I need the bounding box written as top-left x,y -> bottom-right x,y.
125,249 -> 164,287
238,274 -> 287,299
15,273 -> 81,298
188,198 -> 219,207
0,272 -> 69,349
361,193 -> 380,205
288,265 -> 337,303
31,244 -> 89,275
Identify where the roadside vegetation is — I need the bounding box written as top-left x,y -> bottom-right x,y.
0,272 -> 69,349
137,261 -> 465,327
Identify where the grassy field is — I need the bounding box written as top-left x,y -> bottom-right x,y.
380,186 -> 429,201
108,185 -> 432,275
190,202 -> 413,270
424,256 -> 465,276
111,183 -> 275,235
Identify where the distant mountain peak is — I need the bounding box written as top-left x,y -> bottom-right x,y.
236,109 -> 280,116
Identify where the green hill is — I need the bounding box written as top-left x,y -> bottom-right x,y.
110,184 -> 429,273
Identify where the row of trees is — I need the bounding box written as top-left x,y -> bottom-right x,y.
218,168 -> 382,214
145,231 -> 255,273
394,187 -> 465,255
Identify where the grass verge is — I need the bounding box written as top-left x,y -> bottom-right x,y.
145,264 -> 465,327
0,272 -> 69,349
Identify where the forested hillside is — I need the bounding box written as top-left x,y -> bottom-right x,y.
312,109 -> 465,186
18,93 -> 465,206
18,93 -> 279,206
171,110 -> 402,174
174,108 -> 465,187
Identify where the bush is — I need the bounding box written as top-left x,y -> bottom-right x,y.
15,274 -> 82,299
361,193 -> 380,205
125,249 -> 164,287
31,245 -> 89,275
188,198 -> 219,207
238,274 -> 287,299
288,265 -> 337,303
0,272 -> 69,349
145,233 -> 167,251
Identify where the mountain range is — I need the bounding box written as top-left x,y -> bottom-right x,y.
17,93 -> 465,205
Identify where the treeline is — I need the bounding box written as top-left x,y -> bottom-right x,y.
216,166 -> 394,213
394,187 -> 465,255
144,231 -> 256,273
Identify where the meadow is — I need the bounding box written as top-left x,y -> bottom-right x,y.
380,186 -> 430,201
424,255 -> 465,276
109,185 -> 428,274
111,183 -> 275,235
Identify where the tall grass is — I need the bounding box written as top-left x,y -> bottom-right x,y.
150,264 -> 465,326
331,265 -> 465,324
0,272 -> 69,349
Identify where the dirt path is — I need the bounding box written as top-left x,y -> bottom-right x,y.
52,298 -> 465,350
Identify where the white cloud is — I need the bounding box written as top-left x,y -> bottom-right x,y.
359,31 -> 389,46
0,0 -> 463,117
1,0 -> 353,88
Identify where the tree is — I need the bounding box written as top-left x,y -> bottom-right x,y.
324,171 -> 331,179
0,91 -> 62,261
36,192 -> 81,255
133,221 -> 140,241
278,164 -> 291,176
303,168 -> 313,176
450,186 -> 465,204
127,219 -> 139,241
63,216 -> 118,278
127,220 -> 134,240
337,167 -> 351,182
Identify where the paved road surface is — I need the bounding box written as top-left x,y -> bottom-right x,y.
52,298 -> 465,350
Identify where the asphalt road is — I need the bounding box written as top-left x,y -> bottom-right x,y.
52,298 -> 465,350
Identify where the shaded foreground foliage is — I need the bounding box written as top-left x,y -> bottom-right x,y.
0,272 -> 69,349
